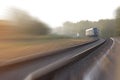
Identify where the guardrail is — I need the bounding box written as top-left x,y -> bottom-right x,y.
24,39 -> 105,80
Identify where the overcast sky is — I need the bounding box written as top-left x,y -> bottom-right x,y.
0,0 -> 120,28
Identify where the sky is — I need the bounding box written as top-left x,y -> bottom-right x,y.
0,0 -> 120,28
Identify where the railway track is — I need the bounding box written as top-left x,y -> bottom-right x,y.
0,38 -> 107,80
34,38 -> 113,80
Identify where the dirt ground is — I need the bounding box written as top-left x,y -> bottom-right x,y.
0,37 -> 90,63
113,38 -> 120,80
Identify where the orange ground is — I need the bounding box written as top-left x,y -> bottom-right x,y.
0,38 -> 89,63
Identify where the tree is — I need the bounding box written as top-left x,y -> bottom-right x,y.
8,8 -> 51,35
115,7 -> 120,36
55,19 -> 116,38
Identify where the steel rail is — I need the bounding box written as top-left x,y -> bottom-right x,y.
25,39 -> 105,80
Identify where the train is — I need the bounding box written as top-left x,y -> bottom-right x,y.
85,28 -> 99,37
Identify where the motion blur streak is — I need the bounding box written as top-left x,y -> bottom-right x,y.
83,38 -> 115,80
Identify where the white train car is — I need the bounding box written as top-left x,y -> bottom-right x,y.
85,28 -> 99,37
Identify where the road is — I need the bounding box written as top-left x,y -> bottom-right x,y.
0,39 -> 104,80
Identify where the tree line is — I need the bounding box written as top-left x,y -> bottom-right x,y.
54,7 -> 120,38
7,7 -> 120,37
54,19 -> 116,38
8,8 -> 51,35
